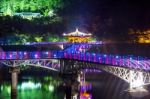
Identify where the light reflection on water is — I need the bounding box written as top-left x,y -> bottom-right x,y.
0,67 -> 97,99
18,81 -> 42,90
0,76 -> 64,99
80,82 -> 92,99
79,70 -> 93,99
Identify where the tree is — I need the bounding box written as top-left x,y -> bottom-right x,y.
0,0 -> 64,16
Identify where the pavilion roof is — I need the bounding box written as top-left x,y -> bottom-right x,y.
63,28 -> 92,37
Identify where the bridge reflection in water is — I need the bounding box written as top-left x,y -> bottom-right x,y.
0,74 -> 64,99
0,68 -> 102,99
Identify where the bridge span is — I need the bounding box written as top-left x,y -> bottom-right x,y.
0,43 -> 150,99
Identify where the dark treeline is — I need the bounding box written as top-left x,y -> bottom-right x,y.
0,15 -> 131,42
0,16 -> 65,37
0,16 -> 68,44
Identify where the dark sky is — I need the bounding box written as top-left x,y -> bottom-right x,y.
62,0 -> 150,28
64,0 -> 150,20
60,0 -> 150,39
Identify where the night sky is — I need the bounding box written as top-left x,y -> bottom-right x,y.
62,0 -> 150,36
58,0 -> 150,37
64,0 -> 150,26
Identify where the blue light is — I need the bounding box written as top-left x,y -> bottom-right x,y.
104,54 -> 107,57
116,56 -> 119,58
45,52 -> 49,54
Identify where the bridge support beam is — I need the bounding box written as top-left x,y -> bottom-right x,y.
9,67 -> 20,99
63,74 -> 80,99
98,66 -> 150,89
60,59 -> 80,99
65,80 -> 72,99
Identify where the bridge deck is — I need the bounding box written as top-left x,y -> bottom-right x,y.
0,44 -> 149,70
0,51 -> 149,70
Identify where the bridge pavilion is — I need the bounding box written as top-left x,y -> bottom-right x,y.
63,28 -> 92,43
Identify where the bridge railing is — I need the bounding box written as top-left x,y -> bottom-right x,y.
63,51 -> 150,70
0,50 -> 149,70
0,51 -> 64,60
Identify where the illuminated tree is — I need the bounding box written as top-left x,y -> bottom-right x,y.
128,29 -> 150,43
34,36 -> 43,42
14,33 -> 30,44
47,35 -> 59,42
0,0 -> 64,16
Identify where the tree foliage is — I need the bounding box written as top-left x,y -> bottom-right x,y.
0,0 -> 64,16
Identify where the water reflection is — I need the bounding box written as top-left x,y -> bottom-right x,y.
79,70 -> 93,99
0,67 -> 103,99
80,82 -> 92,99
0,76 -> 64,99
18,81 -> 41,90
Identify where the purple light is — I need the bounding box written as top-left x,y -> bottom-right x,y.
0,48 -> 149,71
34,54 -> 38,58
2,52 -> 6,59
24,52 -> 27,55
106,57 -> 109,64
112,58 -> 115,65
9,55 -> 12,58
80,83 -> 92,92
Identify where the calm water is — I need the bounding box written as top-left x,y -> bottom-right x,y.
0,77 -> 64,99
0,67 -> 150,99
0,67 -> 65,99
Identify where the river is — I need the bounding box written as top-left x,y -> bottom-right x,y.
0,66 -> 150,99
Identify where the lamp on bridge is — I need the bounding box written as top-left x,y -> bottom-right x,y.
63,28 -> 92,43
